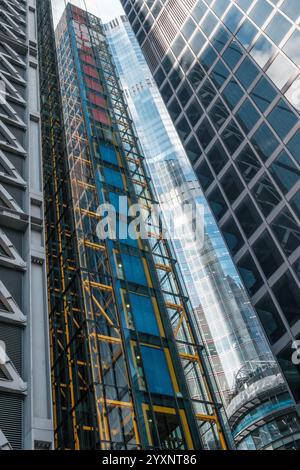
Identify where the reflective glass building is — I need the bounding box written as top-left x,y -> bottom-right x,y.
37,0 -> 231,450
121,0 -> 300,420
105,13 -> 300,449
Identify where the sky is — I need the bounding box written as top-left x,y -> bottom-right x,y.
52,0 -> 124,27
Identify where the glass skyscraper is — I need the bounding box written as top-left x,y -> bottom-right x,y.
105,13 -> 300,449
36,0 -> 230,450
121,0 -> 300,420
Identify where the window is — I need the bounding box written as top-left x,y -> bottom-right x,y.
221,166 -> 244,203
210,60 -> 230,89
283,29 -> 300,65
185,136 -> 201,163
171,35 -> 185,57
186,98 -> 203,126
267,99 -> 298,140
222,217 -> 244,254
270,150 -> 300,194
207,140 -> 228,174
255,294 -> 286,345
196,118 -> 215,149
121,254 -> 147,286
223,79 -> 244,109
287,129 -> 300,165
169,67 -> 184,90
177,116 -> 191,141
189,30 -> 206,56
236,20 -> 258,49
223,39 -> 243,69
271,208 -> 300,256
221,120 -> 244,154
252,231 -> 283,278
265,12 -> 291,45
200,44 -> 217,71
236,56 -> 259,90
236,99 -> 260,133
223,4 -> 243,33
250,77 -> 277,112
129,293 -> 159,336
196,160 -> 214,190
235,145 -> 262,184
197,80 -> 216,109
168,98 -> 181,121
277,343 -> 300,403
251,123 -> 279,162
252,174 -> 281,216
177,82 -> 193,107
211,25 -> 231,52
237,252 -> 263,296
209,99 -> 229,130
207,187 -> 228,220
161,81 -> 173,103
249,0 -> 273,27
140,346 -> 174,396
291,191 -> 300,220
235,196 -> 262,238
273,272 -> 300,327
187,62 -> 205,90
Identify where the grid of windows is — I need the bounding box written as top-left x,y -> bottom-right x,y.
121,0 -> 300,416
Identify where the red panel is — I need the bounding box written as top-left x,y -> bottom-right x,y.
89,93 -> 106,108
81,54 -> 96,66
86,78 -> 102,92
83,65 -> 99,79
92,109 -> 110,126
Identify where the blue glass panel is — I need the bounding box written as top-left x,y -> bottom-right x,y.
236,56 -> 259,90
267,99 -> 298,139
103,167 -> 124,189
287,129 -> 300,165
129,293 -> 160,336
122,253 -> 147,286
140,346 -> 174,396
100,143 -> 118,165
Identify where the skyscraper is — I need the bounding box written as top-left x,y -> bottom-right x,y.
105,14 -> 300,450
37,1 -> 230,450
121,0 -> 300,417
0,0 -> 53,450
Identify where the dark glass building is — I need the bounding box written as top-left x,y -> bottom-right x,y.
121,0 -> 300,415
37,0 -> 230,450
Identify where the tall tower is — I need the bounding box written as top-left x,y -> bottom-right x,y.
37,1 -> 230,450
105,14 -> 300,450
121,0 -> 300,418
0,0 -> 53,450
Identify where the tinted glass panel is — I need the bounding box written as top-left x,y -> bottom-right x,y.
222,217 -> 244,254
250,77 -> 277,112
272,272 -> 300,327
207,140 -> 229,174
251,123 -> 279,161
252,231 -> 283,278
221,166 -> 244,203
255,294 -> 286,345
237,252 -> 263,296
235,196 -> 262,237
277,343 -> 300,403
270,150 -> 300,195
252,174 -> 281,216
267,99 -> 298,140
235,145 -> 262,184
271,208 -> 300,256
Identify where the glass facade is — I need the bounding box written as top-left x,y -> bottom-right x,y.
105,13 -> 300,449
38,0 -> 230,450
121,0 -> 300,419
